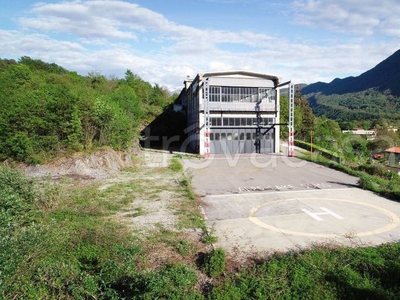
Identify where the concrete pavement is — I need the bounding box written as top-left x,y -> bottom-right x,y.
182,154 -> 400,255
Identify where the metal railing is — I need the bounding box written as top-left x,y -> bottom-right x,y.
200,101 -> 276,112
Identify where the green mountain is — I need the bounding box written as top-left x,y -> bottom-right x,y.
300,50 -> 400,122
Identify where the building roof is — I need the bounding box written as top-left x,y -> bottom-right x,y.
342,129 -> 376,135
196,70 -> 281,85
385,147 -> 400,154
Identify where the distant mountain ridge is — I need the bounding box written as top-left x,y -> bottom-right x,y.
301,49 -> 400,96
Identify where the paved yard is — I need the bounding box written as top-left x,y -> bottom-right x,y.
182,154 -> 400,255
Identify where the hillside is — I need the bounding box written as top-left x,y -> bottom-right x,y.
302,49 -> 400,96
301,49 -> 400,122
0,57 -> 173,164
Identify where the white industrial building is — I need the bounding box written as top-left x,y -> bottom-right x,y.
177,71 -> 294,156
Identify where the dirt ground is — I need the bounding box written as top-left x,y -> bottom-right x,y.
18,148 -> 212,270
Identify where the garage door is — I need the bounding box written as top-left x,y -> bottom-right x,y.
210,128 -> 274,154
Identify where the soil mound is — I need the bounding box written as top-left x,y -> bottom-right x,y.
21,148 -> 139,180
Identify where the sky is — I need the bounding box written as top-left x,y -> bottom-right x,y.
1,0 -> 400,91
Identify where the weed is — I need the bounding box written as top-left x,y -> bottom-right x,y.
202,232 -> 218,245
169,157 -> 183,171
344,229 -> 358,239
173,153 -> 202,159
203,248 -> 226,278
173,240 -> 195,256
181,177 -> 196,200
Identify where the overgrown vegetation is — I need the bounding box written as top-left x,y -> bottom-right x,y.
202,248 -> 226,278
2,163 -> 400,299
0,57 -> 174,164
0,157 -> 208,299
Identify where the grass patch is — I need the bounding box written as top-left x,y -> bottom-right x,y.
181,177 -> 196,200
208,244 -> 400,299
169,157 -> 183,171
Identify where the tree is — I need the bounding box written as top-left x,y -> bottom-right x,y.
0,58 -> 174,163
279,95 -> 289,139
313,116 -> 342,151
295,88 -> 316,140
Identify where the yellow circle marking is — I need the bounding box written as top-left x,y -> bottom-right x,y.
248,198 -> 400,238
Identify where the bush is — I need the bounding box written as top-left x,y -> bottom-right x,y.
0,167 -> 37,228
357,164 -> 393,178
203,248 -> 226,278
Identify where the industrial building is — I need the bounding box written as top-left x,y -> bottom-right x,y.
177,71 -> 294,156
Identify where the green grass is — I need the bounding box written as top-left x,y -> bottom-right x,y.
208,244 -> 400,299
169,157 -> 183,171
2,153 -> 400,299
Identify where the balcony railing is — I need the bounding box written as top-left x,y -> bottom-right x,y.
201,101 -> 276,112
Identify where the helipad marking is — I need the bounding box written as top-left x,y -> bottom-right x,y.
301,207 -> 344,221
248,198 -> 400,238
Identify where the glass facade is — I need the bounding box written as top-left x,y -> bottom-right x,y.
209,86 -> 275,103
210,117 -> 274,127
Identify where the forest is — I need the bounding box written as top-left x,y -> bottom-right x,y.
0,57 -> 174,164
304,88 -> 400,123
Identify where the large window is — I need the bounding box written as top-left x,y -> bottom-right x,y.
240,87 -> 259,102
208,86 -> 272,103
210,86 -> 220,102
210,117 -> 275,127
221,87 -> 241,102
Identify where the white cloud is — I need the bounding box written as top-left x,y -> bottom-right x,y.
378,17 -> 400,37
21,0 -> 205,42
0,0 -> 398,90
293,0 -> 400,36
0,29 -> 85,55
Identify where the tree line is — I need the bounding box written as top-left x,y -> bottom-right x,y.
0,57 -> 174,164
305,88 -> 400,123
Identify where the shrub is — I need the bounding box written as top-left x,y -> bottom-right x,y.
203,248 -> 226,278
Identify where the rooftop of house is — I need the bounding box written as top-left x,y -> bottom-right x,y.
385,147 -> 400,154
